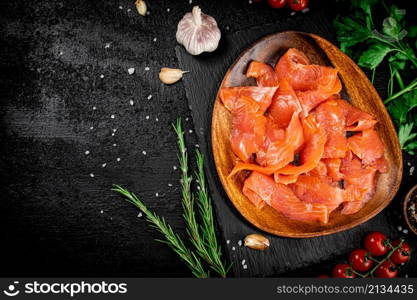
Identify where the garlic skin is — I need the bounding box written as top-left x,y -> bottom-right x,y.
244,234 -> 270,251
135,0 -> 147,16
176,6 -> 221,56
159,68 -> 187,85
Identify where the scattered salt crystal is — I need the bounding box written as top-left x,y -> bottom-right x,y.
226,26 -> 230,31
119,5 -> 123,9
111,114 -> 115,119
102,163 -> 107,168
302,8 -> 310,13
90,126 -> 94,130
146,11 -> 150,15
147,94 -> 153,100
100,210 -> 104,214
185,117 -> 189,121
138,212 -> 143,218
128,67 -> 135,75
405,274 -> 409,278
173,165 -> 177,170
226,240 -> 230,244
195,144 -> 200,148
155,192 -> 159,197
242,259 -> 246,265
153,37 -> 157,42
129,100 -> 134,106
113,129 -> 117,132
410,166 -> 415,176
127,8 -> 131,12
90,173 -> 95,178
403,229 -> 408,234
197,186 -> 201,190
113,143 -> 117,147
290,11 -> 296,16
145,67 -> 150,71
142,150 -> 147,155
116,157 -> 121,162
100,74 -> 104,78
189,0 -> 192,4
111,133 -> 115,136
398,226 -> 403,231
407,162 -> 411,166
146,115 -> 150,120
189,129 -> 193,133
155,118 -> 159,122
248,0 -> 252,4
167,8 -> 170,12
238,240 -> 242,246
85,150 -> 90,155
232,247 -> 236,251
243,265 -> 248,269
104,42 -> 111,48
168,183 -> 173,187
93,106 -> 97,110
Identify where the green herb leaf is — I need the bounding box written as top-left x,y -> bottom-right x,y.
358,43 -> 392,69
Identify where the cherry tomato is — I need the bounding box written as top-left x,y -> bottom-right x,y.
288,0 -> 309,11
390,240 -> 411,264
349,249 -> 373,272
375,260 -> 398,278
364,232 -> 389,256
267,0 -> 287,9
317,274 -> 329,278
332,263 -> 356,278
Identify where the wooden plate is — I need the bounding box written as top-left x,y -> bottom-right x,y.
211,31 -> 403,238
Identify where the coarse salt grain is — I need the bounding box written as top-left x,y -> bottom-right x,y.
232,247 -> 236,251
410,166 -> 415,176
142,150 -> 147,155
155,118 -> 159,122
146,11 -> 150,15
127,8 -> 131,12
119,5 -> 123,9
291,11 -> 296,16
100,210 -> 104,214
167,8 -> 170,12
138,212 -> 143,218
155,192 -> 159,197
195,144 -> 199,148
398,226 -> 402,231
100,74 -> 104,78
249,0 -> 252,4
85,150 -> 90,155
189,129 -> 193,133
147,94 -> 152,100
242,259 -> 246,265
243,265 -> 248,269
173,165 -> 177,170
407,162 -> 411,166
146,115 -> 150,120
226,240 -> 230,244
168,183 -> 173,187
113,129 -> 117,132
145,67 -> 150,71
111,114 -> 115,119
116,157 -> 121,162
129,100 -> 134,106
90,173 -> 95,178
93,106 -> 97,110
153,37 -> 157,42
90,126 -> 94,130
238,240 -> 242,246
128,67 -> 135,75
189,0 -> 192,4
113,143 -> 117,147
302,8 -> 310,13
102,163 -> 107,168
105,42 -> 111,48
185,117 -> 189,121
403,229 -> 408,234
111,133 -> 115,136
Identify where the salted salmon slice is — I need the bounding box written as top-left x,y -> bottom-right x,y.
322,158 -> 344,181
243,172 -> 329,223
335,99 -> 377,131
314,99 -> 348,158
290,174 -> 345,213
274,173 -> 299,184
274,114 -> 326,176
340,152 -> 377,215
219,86 -> 278,114
309,160 -> 328,177
347,129 -> 385,165
246,61 -> 280,87
228,96 -> 267,162
268,79 -> 303,128
256,116 -> 285,166
228,112 -> 304,177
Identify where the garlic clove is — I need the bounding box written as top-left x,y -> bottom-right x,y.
135,0 -> 147,16
159,68 -> 188,85
176,6 -> 221,56
244,234 -> 270,251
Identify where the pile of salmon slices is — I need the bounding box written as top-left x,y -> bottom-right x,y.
219,48 -> 388,224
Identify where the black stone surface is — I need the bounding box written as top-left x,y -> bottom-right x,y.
0,0 -> 416,277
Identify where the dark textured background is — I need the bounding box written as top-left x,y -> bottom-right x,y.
0,0 -> 416,277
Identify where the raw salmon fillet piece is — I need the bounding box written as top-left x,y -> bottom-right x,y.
336,99 -> 377,131
340,152 -> 377,215
268,79 -> 303,128
220,86 -> 278,113
290,174 -> 345,214
314,99 -> 348,158
256,116 -> 285,166
347,129 -> 385,165
246,61 -> 280,87
274,114 -> 326,176
243,172 -> 329,223
322,158 -> 344,181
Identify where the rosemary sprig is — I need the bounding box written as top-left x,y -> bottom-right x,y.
112,185 -> 209,278
173,119 -> 229,277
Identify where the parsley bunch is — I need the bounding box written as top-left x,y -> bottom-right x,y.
334,1 -> 417,154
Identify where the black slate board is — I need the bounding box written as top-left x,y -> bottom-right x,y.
176,11 -> 413,277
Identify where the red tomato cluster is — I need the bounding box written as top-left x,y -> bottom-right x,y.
253,0 -> 309,11
319,232 -> 412,278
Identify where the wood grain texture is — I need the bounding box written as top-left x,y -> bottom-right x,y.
404,184 -> 417,235
212,31 -> 403,238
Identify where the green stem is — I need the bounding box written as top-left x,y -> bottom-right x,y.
384,79 -> 417,104
395,71 -> 405,90
362,240 -> 403,278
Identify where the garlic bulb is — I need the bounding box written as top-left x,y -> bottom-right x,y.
159,68 -> 188,85
244,234 -> 270,251
176,6 -> 221,56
